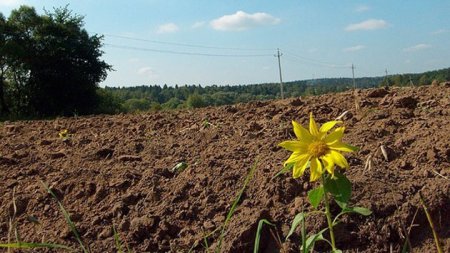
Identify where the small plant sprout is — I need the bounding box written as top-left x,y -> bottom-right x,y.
58,129 -> 71,142
278,113 -> 371,252
202,119 -> 216,129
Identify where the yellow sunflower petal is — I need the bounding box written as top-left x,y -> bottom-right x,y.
321,154 -> 335,175
319,120 -> 342,133
292,120 -> 313,143
329,142 -> 359,153
278,140 -> 308,152
284,152 -> 310,167
292,155 -> 311,178
324,126 -> 345,144
309,157 -> 323,182
329,150 -> 349,169
309,113 -> 320,137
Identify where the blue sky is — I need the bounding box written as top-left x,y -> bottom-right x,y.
1,0 -> 449,87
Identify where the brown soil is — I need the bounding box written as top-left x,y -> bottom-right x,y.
1,85 -> 449,253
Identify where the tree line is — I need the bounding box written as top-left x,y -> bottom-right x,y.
0,6 -> 110,119
105,67 -> 449,113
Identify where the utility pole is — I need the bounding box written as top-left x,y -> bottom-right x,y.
276,48 -> 284,99
351,64 -> 356,89
384,69 -> 389,86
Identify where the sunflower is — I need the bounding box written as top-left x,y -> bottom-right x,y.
279,113 -> 358,182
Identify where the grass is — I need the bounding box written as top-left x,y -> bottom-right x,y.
113,224 -> 132,253
1,186 -> 74,252
1,180 -> 136,253
253,219 -> 280,253
39,180 -> 89,253
215,160 -> 258,252
186,160 -> 258,253
419,192 -> 443,253
0,242 -> 73,251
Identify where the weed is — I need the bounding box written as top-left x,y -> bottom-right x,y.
40,180 -> 89,252
419,192 -> 443,253
215,160 -> 258,252
0,187 -> 73,252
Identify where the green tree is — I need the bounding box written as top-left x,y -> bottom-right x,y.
123,98 -> 151,112
95,89 -> 123,114
419,75 -> 429,85
2,5 -> 111,117
162,97 -> 183,109
186,93 -> 206,108
0,13 -> 9,115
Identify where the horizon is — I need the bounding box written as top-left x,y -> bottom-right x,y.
1,0 -> 449,87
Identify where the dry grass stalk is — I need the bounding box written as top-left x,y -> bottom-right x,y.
431,170 -> 448,180
380,145 -> 389,161
363,154 -> 373,175
335,110 -> 349,120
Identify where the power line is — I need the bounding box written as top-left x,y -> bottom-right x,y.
103,33 -> 275,51
283,50 -> 350,69
103,43 -> 274,57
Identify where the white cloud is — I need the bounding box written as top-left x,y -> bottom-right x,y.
343,45 -> 366,52
210,11 -> 280,31
192,21 -> 206,29
355,5 -> 370,12
403,44 -> 431,52
156,23 -> 179,34
0,0 -> 23,6
137,67 -> 158,79
345,19 -> 388,31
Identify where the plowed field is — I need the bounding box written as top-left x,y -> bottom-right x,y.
1,85 -> 449,252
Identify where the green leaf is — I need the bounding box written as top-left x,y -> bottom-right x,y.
324,172 -> 352,209
170,162 -> 188,173
286,212 -> 306,240
301,227 -> 328,252
332,250 -> 343,253
307,186 -> 324,209
348,206 -> 372,216
253,219 -> 275,253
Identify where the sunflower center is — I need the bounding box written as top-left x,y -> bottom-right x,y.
308,141 -> 329,157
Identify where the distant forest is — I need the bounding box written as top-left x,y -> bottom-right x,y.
102,67 -> 450,113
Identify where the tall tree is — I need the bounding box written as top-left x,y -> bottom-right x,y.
0,13 -> 8,114
2,5 -> 111,117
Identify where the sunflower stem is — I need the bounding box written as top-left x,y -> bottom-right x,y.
322,175 -> 337,251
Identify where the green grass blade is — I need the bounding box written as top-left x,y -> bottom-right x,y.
253,219 -> 275,253
419,192 -> 443,253
40,180 -> 89,253
215,160 -> 258,252
113,225 -> 123,253
0,242 -> 73,250
272,163 -> 294,179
